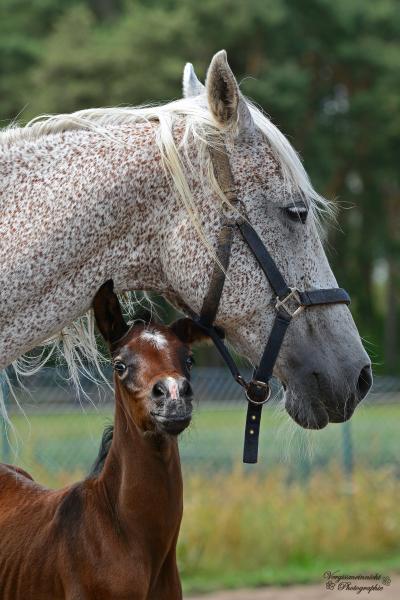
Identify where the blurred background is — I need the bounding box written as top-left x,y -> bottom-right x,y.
1,0 -> 399,595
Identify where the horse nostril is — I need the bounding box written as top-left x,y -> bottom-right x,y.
356,364 -> 373,401
152,381 -> 167,399
179,379 -> 192,397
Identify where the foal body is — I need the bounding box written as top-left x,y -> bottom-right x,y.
0,281 -> 204,599
0,412 -> 182,599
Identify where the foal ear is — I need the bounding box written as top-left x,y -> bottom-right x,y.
92,280 -> 129,346
171,318 -> 218,345
183,63 -> 205,98
206,49 -> 254,133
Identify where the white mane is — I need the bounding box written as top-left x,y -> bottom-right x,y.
1,96 -> 331,416
1,96 -> 331,217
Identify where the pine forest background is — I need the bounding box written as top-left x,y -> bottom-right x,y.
1,0 -> 399,374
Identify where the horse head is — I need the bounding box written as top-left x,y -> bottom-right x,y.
160,50 -> 372,429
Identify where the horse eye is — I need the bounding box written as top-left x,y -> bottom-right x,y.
285,205 -> 308,224
113,360 -> 127,375
186,356 -> 195,370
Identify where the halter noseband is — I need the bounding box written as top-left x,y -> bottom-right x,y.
190,142 -> 351,464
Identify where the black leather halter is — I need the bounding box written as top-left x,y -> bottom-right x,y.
189,142 -> 351,464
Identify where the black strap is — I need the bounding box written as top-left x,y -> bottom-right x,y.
299,288 -> 350,306
200,143 -> 240,327
238,220 -> 351,307
237,220 -> 290,298
192,140 -> 352,466
243,402 -> 263,463
200,223 -> 235,327
194,317 -> 243,383
253,312 -> 291,385
193,216 -> 351,464
243,311 -> 291,463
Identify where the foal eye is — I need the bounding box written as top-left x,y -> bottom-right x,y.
284,205 -> 308,224
113,360 -> 127,375
186,356 -> 195,370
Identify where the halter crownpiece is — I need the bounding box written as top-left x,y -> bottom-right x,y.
190,141 -> 350,464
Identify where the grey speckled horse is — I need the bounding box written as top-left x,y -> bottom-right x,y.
0,50 -> 371,428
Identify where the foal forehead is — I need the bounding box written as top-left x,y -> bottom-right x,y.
126,324 -> 182,355
139,328 -> 168,350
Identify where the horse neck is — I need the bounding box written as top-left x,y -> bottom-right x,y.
0,123 -> 172,369
98,385 -> 183,542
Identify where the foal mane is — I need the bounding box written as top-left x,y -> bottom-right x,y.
1,95 -> 332,417
89,424 -> 114,477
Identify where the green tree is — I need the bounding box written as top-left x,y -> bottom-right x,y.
2,0 -> 399,372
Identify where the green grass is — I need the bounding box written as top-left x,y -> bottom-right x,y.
182,404 -> 400,473
179,466 -> 400,593
2,403 -> 399,486
183,554 -> 400,594
2,411 -> 112,485
1,405 -> 400,594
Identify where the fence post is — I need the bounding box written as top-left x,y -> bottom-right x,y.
0,371 -> 11,463
342,420 -> 353,478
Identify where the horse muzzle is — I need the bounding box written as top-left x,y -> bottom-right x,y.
284,361 -> 372,429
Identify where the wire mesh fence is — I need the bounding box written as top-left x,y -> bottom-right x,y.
1,368 -> 399,486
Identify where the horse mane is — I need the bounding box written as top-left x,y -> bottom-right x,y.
0,96 -> 331,218
0,95 -> 332,416
88,424 -> 114,477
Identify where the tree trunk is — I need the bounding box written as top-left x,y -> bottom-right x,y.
384,256 -> 399,372
384,194 -> 400,373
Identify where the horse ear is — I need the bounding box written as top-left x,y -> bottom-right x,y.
206,50 -> 239,127
170,318 -> 216,345
206,50 -> 254,133
92,280 -> 129,346
183,63 -> 205,98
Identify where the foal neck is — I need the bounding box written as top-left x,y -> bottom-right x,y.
97,386 -> 183,537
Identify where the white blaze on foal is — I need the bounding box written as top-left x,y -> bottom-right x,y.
165,377 -> 179,401
141,333 -> 179,399
141,330 -> 168,351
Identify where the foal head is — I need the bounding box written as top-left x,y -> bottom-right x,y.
93,280 -> 207,436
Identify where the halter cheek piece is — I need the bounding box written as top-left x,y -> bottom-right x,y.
189,143 -> 351,464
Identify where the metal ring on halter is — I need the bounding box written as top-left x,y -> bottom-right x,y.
245,380 -> 271,405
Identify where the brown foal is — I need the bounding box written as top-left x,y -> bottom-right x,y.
0,280 -> 207,599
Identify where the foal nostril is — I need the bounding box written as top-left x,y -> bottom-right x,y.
152,378 -> 192,401
152,381 -> 168,399
356,364 -> 373,401
179,379 -> 192,397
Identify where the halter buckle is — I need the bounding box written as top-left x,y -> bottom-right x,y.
275,288 -> 304,318
245,380 -> 271,405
